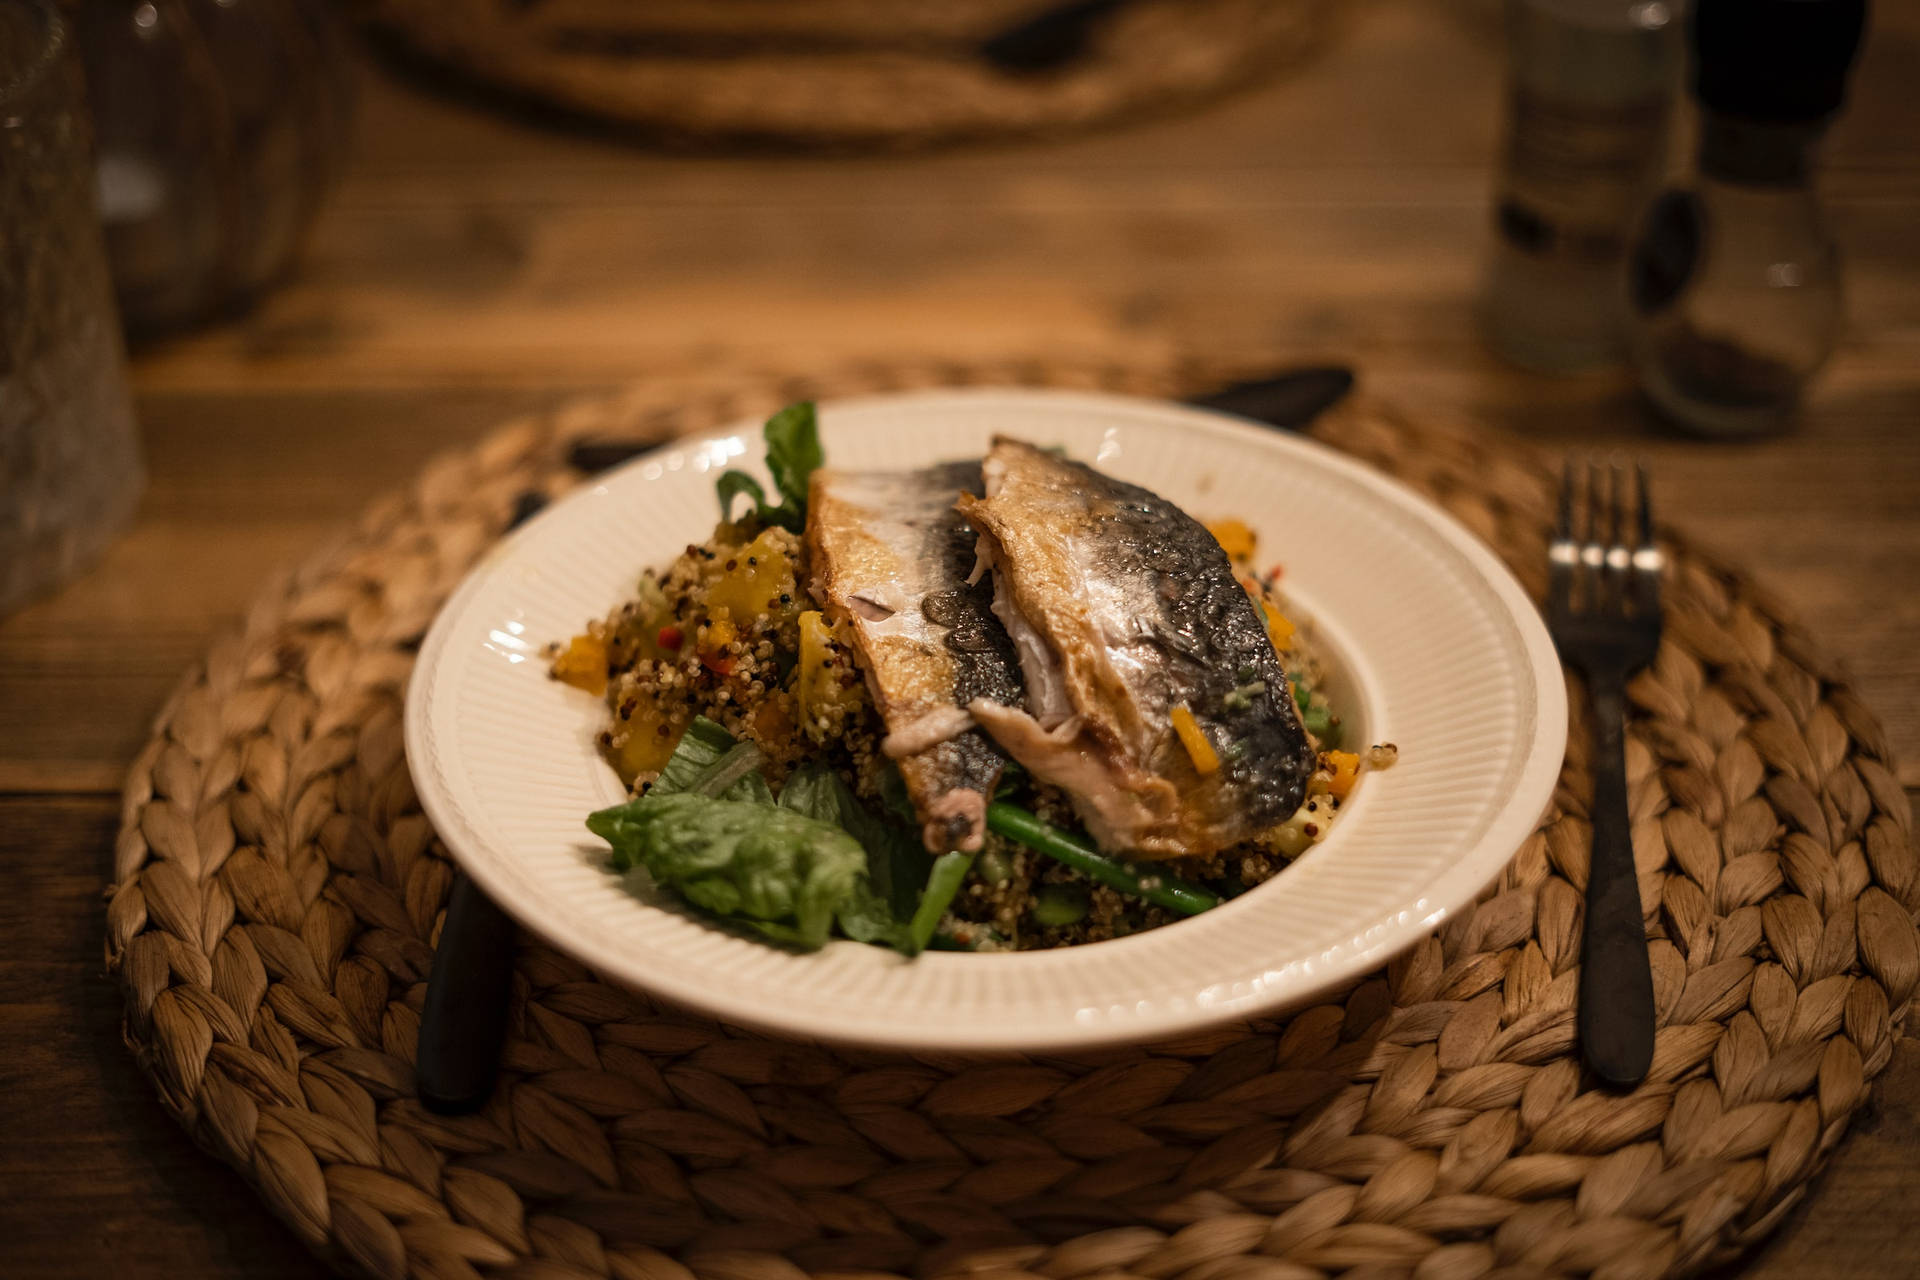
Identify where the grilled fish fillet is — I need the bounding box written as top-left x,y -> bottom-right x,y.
807,462 -> 1023,852
956,437 -> 1316,857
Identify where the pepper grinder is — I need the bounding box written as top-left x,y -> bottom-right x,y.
1624,0 -> 1867,437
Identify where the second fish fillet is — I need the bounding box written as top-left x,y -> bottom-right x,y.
957,436 -> 1317,857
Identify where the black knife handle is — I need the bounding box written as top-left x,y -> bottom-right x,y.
415,489 -> 547,1115
1185,366 -> 1355,430
417,873 -> 518,1114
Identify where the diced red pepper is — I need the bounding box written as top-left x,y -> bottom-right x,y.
700,651 -> 734,677
656,625 -> 683,651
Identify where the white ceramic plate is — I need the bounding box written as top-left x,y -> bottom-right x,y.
406,389 -> 1566,1052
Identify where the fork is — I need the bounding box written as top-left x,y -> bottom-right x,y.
1548,458 -> 1664,1087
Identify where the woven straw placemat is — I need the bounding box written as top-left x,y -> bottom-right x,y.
106,355 -> 1918,1280
349,0 -> 1328,148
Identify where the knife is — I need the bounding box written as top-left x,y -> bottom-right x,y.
979,0 -> 1136,76
413,364 -> 1355,1114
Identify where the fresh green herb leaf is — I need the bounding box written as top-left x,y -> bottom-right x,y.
713,402 -> 822,533
716,470 -> 772,524
762,401 -> 823,514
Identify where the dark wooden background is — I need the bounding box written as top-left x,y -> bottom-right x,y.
2,3 -> 1916,1275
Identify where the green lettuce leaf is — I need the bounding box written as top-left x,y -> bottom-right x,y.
589,792 -> 863,949
587,718 -> 915,952
779,763 -> 932,923
651,716 -> 774,804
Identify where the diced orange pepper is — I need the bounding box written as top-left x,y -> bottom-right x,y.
1170,704 -> 1220,775
551,632 -> 608,696
1263,604 -> 1296,653
1208,518 -> 1257,562
752,698 -> 792,744
1325,750 -> 1360,800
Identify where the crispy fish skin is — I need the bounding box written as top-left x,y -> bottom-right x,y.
957,436 -> 1316,857
806,462 -> 1023,852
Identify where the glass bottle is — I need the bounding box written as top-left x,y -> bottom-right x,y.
1480,0 -> 1681,373
1625,0 -> 1867,436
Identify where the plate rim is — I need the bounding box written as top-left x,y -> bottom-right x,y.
405,386 -> 1568,1051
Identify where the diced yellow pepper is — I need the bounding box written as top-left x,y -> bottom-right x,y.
1170,704 -> 1220,775
796,610 -> 844,719
613,716 -> 680,783
1325,750 -> 1360,800
1208,518 -> 1257,562
706,529 -> 797,623
551,632 -> 608,696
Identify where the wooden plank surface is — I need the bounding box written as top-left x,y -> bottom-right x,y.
1,1 -> 1915,1276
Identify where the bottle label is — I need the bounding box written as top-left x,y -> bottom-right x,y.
1497,87 -> 1669,262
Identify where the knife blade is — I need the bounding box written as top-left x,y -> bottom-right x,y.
414,364 -> 1355,1113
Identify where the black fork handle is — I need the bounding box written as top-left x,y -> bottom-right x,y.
1577,670 -> 1657,1087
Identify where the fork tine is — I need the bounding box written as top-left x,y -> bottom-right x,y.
1557,457 -> 1575,544
1608,459 -> 1632,612
1634,462 -> 1653,551
1632,461 -> 1661,615
1583,457 -> 1606,612
1549,458 -> 1575,617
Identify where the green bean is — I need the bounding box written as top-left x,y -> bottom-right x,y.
908,851 -> 974,952
1032,885 -> 1089,926
985,803 -> 1220,916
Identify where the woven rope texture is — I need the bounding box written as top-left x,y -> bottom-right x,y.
106,357 -> 1918,1280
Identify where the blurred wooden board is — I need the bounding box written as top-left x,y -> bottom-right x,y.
1,2 -> 1915,1276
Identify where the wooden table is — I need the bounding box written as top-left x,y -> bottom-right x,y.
3,3 -> 1915,1276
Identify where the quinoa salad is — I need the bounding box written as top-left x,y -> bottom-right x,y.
551,404 -> 1396,955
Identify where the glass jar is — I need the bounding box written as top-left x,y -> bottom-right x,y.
74,0 -> 355,338
1623,0 -> 1866,436
1,0 -> 144,616
1626,115 -> 1843,436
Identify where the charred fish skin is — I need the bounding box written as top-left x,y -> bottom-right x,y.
958,436 -> 1317,858
806,462 -> 1023,853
